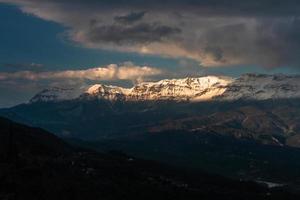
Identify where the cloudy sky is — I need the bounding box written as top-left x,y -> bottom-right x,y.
1,0 -> 300,107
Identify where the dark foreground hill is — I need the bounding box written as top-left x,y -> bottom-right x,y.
0,117 -> 299,200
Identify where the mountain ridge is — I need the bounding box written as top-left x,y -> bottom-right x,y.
29,73 -> 300,103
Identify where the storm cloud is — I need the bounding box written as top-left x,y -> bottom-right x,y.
114,11 -> 146,24
2,0 -> 300,68
87,23 -> 181,45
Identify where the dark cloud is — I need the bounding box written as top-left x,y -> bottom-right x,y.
87,23 -> 181,45
4,0 -> 300,16
2,0 -> 300,68
114,11 -> 146,24
17,0 -> 300,16
196,18 -> 300,67
204,47 -> 223,62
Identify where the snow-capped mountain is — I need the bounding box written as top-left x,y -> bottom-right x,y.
30,87 -> 86,103
80,76 -> 232,101
29,74 -> 300,103
219,74 -> 300,100
127,76 -> 231,101
81,84 -> 131,101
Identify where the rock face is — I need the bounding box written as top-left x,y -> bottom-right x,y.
29,74 -> 300,103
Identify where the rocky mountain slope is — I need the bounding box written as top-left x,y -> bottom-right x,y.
1,98 -> 300,147
149,101 -> 300,147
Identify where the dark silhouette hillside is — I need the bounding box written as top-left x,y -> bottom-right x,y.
0,117 -> 298,200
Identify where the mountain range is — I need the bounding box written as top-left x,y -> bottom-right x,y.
1,73 -> 300,188
30,73 -> 300,103
5,73 -> 299,146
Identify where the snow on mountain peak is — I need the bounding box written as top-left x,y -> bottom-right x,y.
82,84 -> 131,101
127,76 -> 233,101
78,75 -> 233,102
219,74 -> 300,100
86,84 -> 104,95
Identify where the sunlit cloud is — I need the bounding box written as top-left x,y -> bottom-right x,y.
0,63 -> 162,82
